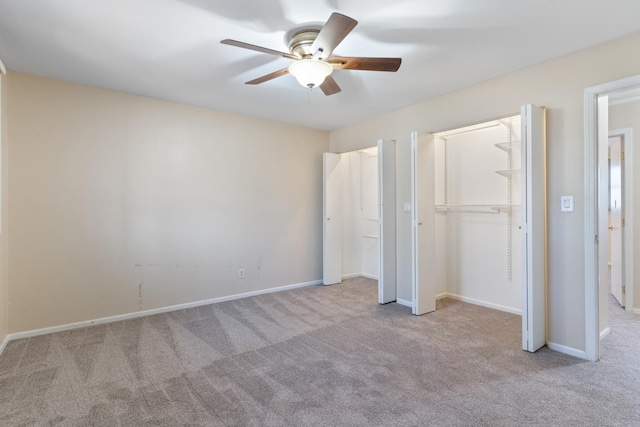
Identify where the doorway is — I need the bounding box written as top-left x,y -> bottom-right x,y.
322,141 -> 397,303
584,75 -> 639,361
411,105 -> 547,352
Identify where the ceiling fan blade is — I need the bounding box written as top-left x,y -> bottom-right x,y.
245,67 -> 289,85
221,39 -> 299,60
330,56 -> 402,72
320,75 -> 341,96
311,13 -> 358,59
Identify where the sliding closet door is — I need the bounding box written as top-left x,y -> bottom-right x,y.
411,132 -> 437,315
521,105 -> 546,352
323,153 -> 342,285
378,140 -> 397,303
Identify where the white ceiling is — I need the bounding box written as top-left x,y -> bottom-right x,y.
1,1 -> 640,131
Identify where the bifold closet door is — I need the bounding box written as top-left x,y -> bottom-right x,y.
521,105 -> 546,352
378,140 -> 397,303
411,132 -> 436,315
323,153 -> 342,285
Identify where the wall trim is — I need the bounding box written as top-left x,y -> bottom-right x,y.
342,273 -> 378,280
6,279 -> 321,342
445,293 -> 522,316
396,298 -> 413,308
633,308 -> 640,316
435,292 -> 448,300
0,335 -> 8,356
547,341 -> 588,360
599,327 -> 611,340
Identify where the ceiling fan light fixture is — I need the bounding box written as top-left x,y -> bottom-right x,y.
288,59 -> 332,89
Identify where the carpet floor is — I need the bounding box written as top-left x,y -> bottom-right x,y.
0,277 -> 639,426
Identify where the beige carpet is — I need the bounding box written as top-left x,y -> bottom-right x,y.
0,277 -> 639,426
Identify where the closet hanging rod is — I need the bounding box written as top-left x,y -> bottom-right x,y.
434,121 -> 501,138
435,204 -> 510,214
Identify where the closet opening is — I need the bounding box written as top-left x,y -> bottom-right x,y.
434,116 -> 523,314
323,140 -> 397,302
412,105 -> 546,352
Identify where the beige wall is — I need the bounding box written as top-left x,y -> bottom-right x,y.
609,99 -> 640,311
6,72 -> 329,333
0,73 -> 8,344
330,31 -> 640,353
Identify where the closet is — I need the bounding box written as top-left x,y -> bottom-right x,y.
323,140 -> 397,302
412,105 -> 546,352
340,147 -> 380,279
435,115 -> 523,312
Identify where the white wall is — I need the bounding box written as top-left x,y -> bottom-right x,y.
609,99 -> 640,311
6,72 -> 329,333
340,149 -> 379,278
330,31 -> 640,354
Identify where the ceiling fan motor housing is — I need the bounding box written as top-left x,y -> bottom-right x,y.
288,30 -> 320,58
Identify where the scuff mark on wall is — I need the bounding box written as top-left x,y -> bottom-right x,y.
138,282 -> 143,310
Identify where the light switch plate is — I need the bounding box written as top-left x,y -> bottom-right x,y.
561,196 -> 573,212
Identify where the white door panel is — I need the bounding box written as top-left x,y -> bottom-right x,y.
521,104 -> 546,352
411,132 -> 436,315
378,140 -> 397,303
323,153 -> 342,285
609,136 -> 624,307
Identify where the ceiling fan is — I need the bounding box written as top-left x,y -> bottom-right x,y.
221,12 -> 402,96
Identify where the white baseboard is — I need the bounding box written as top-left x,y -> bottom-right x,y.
396,298 -> 413,308
6,279 -> 322,342
600,327 -> 611,340
547,341 -> 588,360
633,308 -> 640,316
435,292 -> 448,300
0,334 -> 8,356
342,273 -> 378,280
444,293 -> 522,316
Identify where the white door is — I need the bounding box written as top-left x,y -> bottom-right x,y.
378,140 -> 397,303
521,105 -> 547,352
411,132 -> 436,315
609,136 -> 624,307
323,153 -> 342,285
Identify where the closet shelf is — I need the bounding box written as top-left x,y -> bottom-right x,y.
435,204 -> 512,214
495,169 -> 521,178
491,205 -> 521,214
494,141 -> 521,152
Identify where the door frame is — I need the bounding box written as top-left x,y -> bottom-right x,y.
608,128 -> 633,311
584,74 -> 640,361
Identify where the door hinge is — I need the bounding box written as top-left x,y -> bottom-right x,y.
595,234 -> 599,244
622,285 -> 626,294
621,151 -> 625,160
622,218 -> 625,227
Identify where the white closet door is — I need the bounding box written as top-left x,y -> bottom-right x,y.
411,132 -> 436,315
378,140 -> 397,303
521,105 -> 546,352
609,136 -> 624,307
323,153 -> 342,285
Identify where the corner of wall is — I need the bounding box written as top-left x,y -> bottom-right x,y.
0,69 -> 8,353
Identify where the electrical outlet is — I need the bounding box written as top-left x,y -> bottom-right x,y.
238,268 -> 245,279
